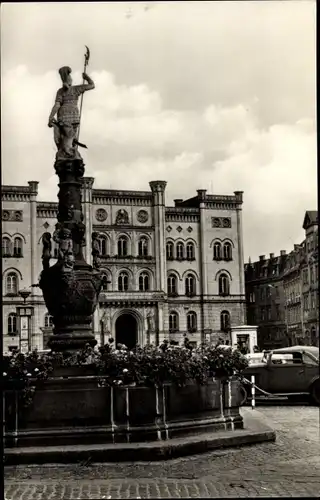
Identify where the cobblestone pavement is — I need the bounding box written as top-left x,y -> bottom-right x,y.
4,405 -> 320,498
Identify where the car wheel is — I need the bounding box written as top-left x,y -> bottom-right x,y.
239,385 -> 248,406
310,379 -> 320,406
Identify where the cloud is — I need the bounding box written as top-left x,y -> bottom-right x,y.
1,1 -> 316,261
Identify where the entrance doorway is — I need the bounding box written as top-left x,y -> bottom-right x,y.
115,313 -> 138,349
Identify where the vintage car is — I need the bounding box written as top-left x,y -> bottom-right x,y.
240,345 -> 319,405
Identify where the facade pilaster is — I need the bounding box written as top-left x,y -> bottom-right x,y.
28,181 -> 39,294
149,181 -> 167,341
197,189 -> 209,340
234,191 -> 246,323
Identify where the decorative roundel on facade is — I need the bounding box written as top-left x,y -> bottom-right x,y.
137,210 -> 149,223
14,211 -> 23,221
95,208 -> 108,222
223,218 -> 231,228
2,211 -> 10,221
212,217 -> 222,228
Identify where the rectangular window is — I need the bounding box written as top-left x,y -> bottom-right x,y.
310,267 -> 314,284
267,306 -> 271,321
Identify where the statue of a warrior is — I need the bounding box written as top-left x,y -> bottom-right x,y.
41,232 -> 52,270
48,66 -> 94,159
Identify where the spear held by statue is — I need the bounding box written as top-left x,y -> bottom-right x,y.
77,45 -> 91,143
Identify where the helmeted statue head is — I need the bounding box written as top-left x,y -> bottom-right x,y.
59,66 -> 72,89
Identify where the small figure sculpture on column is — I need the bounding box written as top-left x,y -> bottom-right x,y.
41,232 -> 52,271
58,228 -> 74,272
92,232 -> 101,270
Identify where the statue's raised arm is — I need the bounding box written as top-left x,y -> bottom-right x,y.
48,66 -> 95,161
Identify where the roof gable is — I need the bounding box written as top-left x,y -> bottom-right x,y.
303,210 -> 318,230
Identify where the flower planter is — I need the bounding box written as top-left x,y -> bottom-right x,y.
4,377 -> 243,447
51,365 -> 99,378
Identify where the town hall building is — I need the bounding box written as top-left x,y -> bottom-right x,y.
2,179 -> 246,353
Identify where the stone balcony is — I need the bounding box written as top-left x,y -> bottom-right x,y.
99,290 -> 165,306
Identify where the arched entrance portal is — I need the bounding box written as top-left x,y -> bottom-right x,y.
115,313 -> 138,349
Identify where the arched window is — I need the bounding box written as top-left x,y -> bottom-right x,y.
213,242 -> 222,260
118,272 -> 129,291
166,242 -> 174,260
223,242 -> 232,261
186,242 -> 195,260
220,310 -> 231,332
139,271 -> 150,291
44,314 -> 53,328
218,273 -> 230,296
6,272 -> 18,295
138,237 -> 149,257
13,237 -> 23,257
187,311 -> 197,332
169,311 -> 179,333
2,237 -> 12,257
185,274 -> 196,296
8,313 -> 18,335
167,274 -> 178,296
98,235 -> 108,256
101,274 -> 110,291
176,242 -> 184,260
118,236 -> 128,257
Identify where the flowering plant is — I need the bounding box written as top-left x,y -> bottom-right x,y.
3,340 -> 249,401
2,350 -> 54,407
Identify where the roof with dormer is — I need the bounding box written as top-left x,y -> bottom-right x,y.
303,210 -> 318,230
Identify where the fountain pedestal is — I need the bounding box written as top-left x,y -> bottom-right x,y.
39,157 -> 102,352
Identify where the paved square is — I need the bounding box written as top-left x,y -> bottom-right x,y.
4,405 -> 320,498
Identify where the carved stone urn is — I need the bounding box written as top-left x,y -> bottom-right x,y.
39,157 -> 103,352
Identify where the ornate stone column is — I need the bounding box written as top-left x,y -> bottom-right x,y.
39,158 -> 102,352
81,177 -> 94,264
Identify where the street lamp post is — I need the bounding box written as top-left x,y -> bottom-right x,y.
17,288 -> 33,353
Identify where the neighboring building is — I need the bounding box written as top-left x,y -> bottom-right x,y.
2,180 -> 246,353
245,251 -> 288,350
300,211 -> 319,345
245,210 -> 319,349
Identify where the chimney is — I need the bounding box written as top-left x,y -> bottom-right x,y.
269,253 -> 274,259
280,250 -> 286,256
174,199 -> 183,206
259,255 -> 265,261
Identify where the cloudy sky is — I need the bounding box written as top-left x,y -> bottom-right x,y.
1,1 -> 316,261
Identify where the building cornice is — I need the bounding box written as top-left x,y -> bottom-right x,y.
2,186 -> 31,202
93,225 -> 155,232
37,202 -> 58,218
165,207 -> 200,223
92,189 -> 152,206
